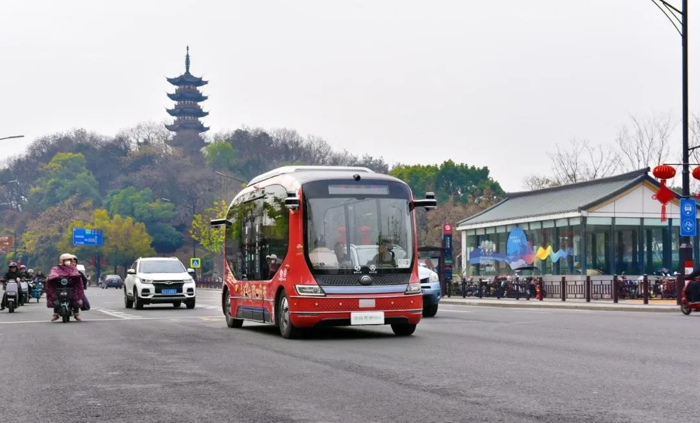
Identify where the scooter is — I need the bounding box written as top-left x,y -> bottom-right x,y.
56,278 -> 75,323
30,280 -> 44,302
19,279 -> 29,305
4,279 -> 19,313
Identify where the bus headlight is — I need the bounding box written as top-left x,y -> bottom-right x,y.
295,285 -> 326,296
429,272 -> 439,283
405,283 -> 422,294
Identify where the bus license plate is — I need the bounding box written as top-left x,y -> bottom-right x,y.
162,289 -> 177,295
350,311 -> 384,325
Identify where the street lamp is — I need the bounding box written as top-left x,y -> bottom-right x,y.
0,135 -> 23,141
161,197 -> 197,259
652,0 -> 690,304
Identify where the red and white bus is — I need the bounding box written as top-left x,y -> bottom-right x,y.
212,166 -> 436,338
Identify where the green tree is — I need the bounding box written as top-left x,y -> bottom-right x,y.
22,196 -> 93,271
203,141 -> 236,171
105,187 -> 183,253
390,160 -> 503,206
28,152 -> 101,209
59,209 -> 155,276
190,199 -> 228,254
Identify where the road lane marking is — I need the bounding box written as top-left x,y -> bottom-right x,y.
94,308 -> 143,320
0,315 -> 223,325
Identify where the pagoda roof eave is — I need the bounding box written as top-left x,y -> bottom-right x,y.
167,92 -> 208,102
166,108 -> 209,118
166,72 -> 208,87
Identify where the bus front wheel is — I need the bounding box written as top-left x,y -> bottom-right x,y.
278,290 -> 301,339
391,323 -> 417,336
224,291 -> 243,328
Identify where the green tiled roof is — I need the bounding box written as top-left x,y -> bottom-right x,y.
458,169 -> 656,227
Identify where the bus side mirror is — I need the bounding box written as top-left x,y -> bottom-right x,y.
285,191 -> 300,210
413,192 -> 437,210
210,218 -> 231,227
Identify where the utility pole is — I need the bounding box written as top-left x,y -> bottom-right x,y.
653,0 -> 691,305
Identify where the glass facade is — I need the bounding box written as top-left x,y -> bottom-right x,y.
465,217 -> 690,276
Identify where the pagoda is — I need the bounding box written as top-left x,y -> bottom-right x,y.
165,46 -> 208,153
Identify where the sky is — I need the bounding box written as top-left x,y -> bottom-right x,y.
0,0 -> 696,191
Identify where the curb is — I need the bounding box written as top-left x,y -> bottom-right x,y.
440,299 -> 678,313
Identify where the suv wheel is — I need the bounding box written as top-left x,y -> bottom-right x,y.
422,304 -> 438,317
124,289 -> 133,309
186,298 -> 196,309
134,290 -> 144,310
173,301 -> 182,308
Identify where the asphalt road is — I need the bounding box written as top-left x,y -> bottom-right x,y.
1,287 -> 698,423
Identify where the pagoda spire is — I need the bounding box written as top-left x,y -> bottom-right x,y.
165,46 -> 209,154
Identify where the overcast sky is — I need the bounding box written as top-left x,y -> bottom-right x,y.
0,0 -> 696,191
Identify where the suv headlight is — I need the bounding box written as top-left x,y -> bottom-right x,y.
405,283 -> 422,294
184,278 -> 194,284
141,279 -> 154,284
429,272 -> 439,283
295,285 -> 325,296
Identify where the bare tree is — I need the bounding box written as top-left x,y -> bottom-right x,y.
616,113 -> 673,172
522,175 -> 559,191
548,139 -> 618,185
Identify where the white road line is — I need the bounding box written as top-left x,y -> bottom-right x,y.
93,308 -> 143,319
439,309 -> 474,313
0,315 -> 223,325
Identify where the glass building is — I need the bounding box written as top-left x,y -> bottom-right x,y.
457,169 -> 696,277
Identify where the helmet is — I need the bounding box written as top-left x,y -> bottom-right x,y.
28,269 -> 34,274
9,262 -> 17,267
59,253 -> 74,264
19,265 -> 26,270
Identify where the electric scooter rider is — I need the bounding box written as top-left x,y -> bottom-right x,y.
1,262 -> 20,311
684,268 -> 700,303
45,254 -> 84,322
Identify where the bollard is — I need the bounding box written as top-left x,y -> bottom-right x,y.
561,276 -> 566,302
515,276 -> 520,300
538,277 -> 544,301
462,278 -> 467,299
585,275 -> 591,303
612,275 -> 619,303
643,274 -> 649,305
478,278 -> 483,299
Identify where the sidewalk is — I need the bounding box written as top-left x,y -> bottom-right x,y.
440,296 -> 679,312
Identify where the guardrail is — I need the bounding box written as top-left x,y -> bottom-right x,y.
451,274 -> 680,304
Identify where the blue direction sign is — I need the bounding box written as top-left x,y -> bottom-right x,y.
680,198 -> 697,237
72,228 -> 103,246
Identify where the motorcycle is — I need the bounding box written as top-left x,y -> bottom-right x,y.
681,278 -> 700,316
30,280 -> 44,302
56,278 -> 75,323
4,279 -> 19,313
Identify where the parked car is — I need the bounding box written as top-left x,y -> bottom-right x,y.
419,263 -> 441,317
102,275 -> 123,289
124,257 -> 196,309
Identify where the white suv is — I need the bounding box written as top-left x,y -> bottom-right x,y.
124,257 -> 196,310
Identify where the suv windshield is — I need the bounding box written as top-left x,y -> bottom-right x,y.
303,180 -> 414,274
140,260 -> 186,274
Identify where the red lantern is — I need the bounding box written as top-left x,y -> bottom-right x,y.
652,165 -> 677,222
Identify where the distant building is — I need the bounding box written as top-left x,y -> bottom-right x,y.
165,46 -> 208,154
457,169 -> 698,277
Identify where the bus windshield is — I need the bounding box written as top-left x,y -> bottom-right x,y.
303,180 -> 414,274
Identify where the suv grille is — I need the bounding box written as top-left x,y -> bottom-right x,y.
314,273 -> 410,287
153,282 -> 184,294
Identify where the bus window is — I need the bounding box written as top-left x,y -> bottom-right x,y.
261,185 -> 289,279
303,180 -> 414,274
